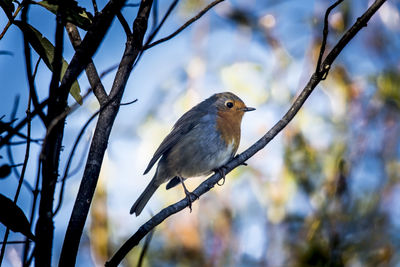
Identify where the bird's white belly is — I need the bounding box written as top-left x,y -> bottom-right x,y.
208,141 -> 234,169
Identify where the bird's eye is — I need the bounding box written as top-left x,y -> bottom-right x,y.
225,101 -> 234,108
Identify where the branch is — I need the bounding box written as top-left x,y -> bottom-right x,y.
22,158 -> 41,266
150,0 -> 158,33
92,0 -> 99,15
53,108 -> 100,216
315,0 -> 344,76
57,0 -> 128,107
65,22 -> 108,104
145,0 -> 179,45
117,11 -> 132,36
59,1 -> 153,266
5,97 -> 34,192
0,0 -> 24,40
144,0 -> 224,50
22,2 -> 47,125
106,0 -> 387,265
0,99 -> 48,147
136,229 -> 154,267
34,0 -> 66,264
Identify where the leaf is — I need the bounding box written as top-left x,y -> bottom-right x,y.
0,0 -> 15,18
33,1 -> 93,31
14,20 -> 82,104
0,194 -> 35,240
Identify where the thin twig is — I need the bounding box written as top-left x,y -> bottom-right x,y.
22,3 -> 47,125
130,0 -> 179,71
53,109 -> 101,215
0,99 -> 48,147
65,23 -> 108,104
32,57 -> 41,79
67,139 -> 91,178
0,1 -> 24,40
92,0 -> 99,15
7,96 -> 22,177
144,0 -> 224,50
150,0 -> 158,33
105,0 -> 387,265
5,97 -> 35,192
120,98 -> 138,106
22,159 -> 41,266
136,229 -> 154,267
117,11 -> 132,36
315,0 -> 344,76
146,0 -> 179,45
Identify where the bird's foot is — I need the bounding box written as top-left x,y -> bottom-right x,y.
179,177 -> 198,212
214,166 -> 227,186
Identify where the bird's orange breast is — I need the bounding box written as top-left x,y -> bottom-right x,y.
215,110 -> 242,153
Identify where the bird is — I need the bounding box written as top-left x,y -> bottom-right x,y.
130,92 -> 255,216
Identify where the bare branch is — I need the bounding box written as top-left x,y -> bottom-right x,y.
117,11 -> 132,36
35,0 -> 66,263
0,0 -> 24,40
22,2 -> 47,125
58,0 -> 128,106
5,97 -> 34,192
65,23 -> 108,104
150,0 -> 158,33
0,99 -> 48,147
22,159 -> 41,266
92,0 -> 99,15
145,0 -> 179,45
144,0 -> 224,50
120,98 -> 138,106
53,108 -> 101,216
59,1 -> 153,266
106,0 -> 387,265
315,0 -> 344,76
137,229 -> 154,267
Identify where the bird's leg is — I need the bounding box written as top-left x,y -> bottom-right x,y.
214,166 -> 227,186
178,176 -> 197,212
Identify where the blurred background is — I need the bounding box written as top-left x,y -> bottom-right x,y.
1,0 -> 400,266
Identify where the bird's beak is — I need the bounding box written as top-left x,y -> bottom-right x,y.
242,107 -> 256,112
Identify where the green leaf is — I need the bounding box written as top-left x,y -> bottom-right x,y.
14,20 -> 82,104
0,194 -> 35,240
0,0 -> 15,18
33,1 -> 93,31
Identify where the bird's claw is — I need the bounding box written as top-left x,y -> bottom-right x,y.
215,167 -> 226,186
179,177 -> 197,212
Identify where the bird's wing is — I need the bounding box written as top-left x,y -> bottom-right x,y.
143,107 -> 209,175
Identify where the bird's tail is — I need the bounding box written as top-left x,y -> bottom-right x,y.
130,175 -> 160,216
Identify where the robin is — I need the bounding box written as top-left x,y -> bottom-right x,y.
130,92 -> 255,216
